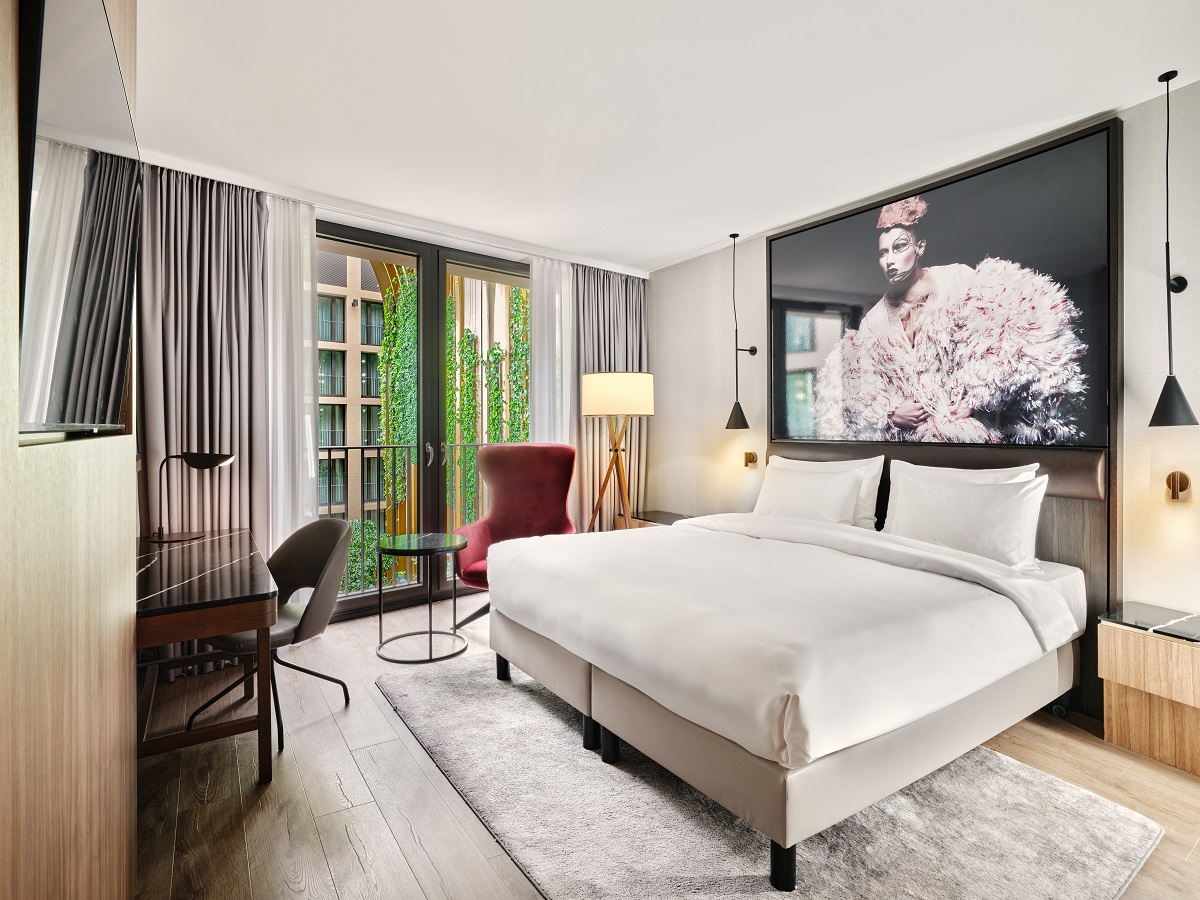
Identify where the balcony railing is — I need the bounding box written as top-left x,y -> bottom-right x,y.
319,429 -> 345,447
319,480 -> 347,506
362,323 -> 383,345
318,374 -> 345,396
361,374 -> 381,398
362,427 -> 383,446
318,318 -> 345,342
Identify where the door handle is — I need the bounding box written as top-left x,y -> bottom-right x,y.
425,442 -> 434,467
439,442 -> 448,467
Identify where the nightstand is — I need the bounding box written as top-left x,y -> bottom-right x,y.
1097,601 -> 1200,775
626,510 -> 689,529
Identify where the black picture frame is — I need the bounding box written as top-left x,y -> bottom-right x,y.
767,118 -> 1121,451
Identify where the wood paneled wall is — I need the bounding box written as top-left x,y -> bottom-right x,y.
0,1 -> 137,897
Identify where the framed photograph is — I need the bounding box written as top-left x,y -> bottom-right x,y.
769,121 -> 1116,447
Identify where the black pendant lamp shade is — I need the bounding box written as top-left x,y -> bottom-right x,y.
1150,70 -> 1197,427
726,233 -> 756,429
726,401 -> 749,430
1150,375 -> 1198,427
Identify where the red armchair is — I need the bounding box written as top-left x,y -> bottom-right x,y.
452,443 -> 577,628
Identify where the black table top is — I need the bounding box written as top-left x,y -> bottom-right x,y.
136,530 -> 278,618
379,532 -> 468,557
1099,601 -> 1200,643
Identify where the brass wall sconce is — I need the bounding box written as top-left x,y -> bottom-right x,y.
1167,470 -> 1190,501
744,451 -> 758,468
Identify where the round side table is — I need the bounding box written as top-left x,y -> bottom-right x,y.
377,533 -> 469,664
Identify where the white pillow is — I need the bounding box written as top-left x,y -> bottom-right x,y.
889,459 -> 1039,484
753,465 -> 864,525
768,455 -> 884,529
885,474 -> 1049,570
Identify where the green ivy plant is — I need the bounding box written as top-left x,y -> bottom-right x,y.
507,286 -> 530,442
486,341 -> 508,445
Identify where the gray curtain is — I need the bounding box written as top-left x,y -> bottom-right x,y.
137,166 -> 268,674
47,150 -> 140,425
575,264 -> 649,531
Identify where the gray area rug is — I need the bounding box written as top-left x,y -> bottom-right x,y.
377,655 -> 1162,899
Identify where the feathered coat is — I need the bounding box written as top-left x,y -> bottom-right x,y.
814,258 -> 1087,444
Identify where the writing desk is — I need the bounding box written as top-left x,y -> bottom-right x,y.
136,530 -> 278,783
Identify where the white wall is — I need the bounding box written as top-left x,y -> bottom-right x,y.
646,81 -> 1200,614
1122,80 -> 1200,613
646,236 -> 769,515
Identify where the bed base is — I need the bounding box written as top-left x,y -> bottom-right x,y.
491,610 -> 1079,892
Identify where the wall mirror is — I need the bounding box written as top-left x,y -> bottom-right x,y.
19,0 -> 141,434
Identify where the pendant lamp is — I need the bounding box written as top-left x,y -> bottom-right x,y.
1149,70 -> 1197,427
726,233 -> 757,429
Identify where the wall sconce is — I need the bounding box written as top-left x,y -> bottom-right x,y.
744,451 -> 758,468
1167,470 -> 1190,501
1149,71 -> 1198,428
725,233 -> 757,430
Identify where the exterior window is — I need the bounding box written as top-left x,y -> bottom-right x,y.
318,349 -> 345,396
361,406 -> 382,446
363,456 -> 384,503
319,404 -> 345,447
785,314 -> 816,353
318,294 -> 345,343
362,301 -> 384,345
318,458 -> 347,505
361,353 -> 381,398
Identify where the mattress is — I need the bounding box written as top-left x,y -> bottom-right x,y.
489,513 -> 1080,769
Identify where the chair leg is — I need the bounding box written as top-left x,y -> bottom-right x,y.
270,657 -> 284,753
186,666 -> 257,731
455,601 -> 491,630
273,649 -> 350,706
243,666 -> 255,701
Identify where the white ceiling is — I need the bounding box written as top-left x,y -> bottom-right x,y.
136,0 -> 1200,274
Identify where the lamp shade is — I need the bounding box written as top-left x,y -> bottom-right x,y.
1149,375 -> 1199,427
581,372 -> 654,417
180,451 -> 236,470
725,401 -> 749,430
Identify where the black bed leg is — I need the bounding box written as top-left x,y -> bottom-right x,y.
582,714 -> 600,750
496,655 -> 510,681
770,841 -> 796,892
600,726 -> 620,764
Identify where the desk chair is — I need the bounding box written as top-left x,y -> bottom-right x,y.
186,518 -> 352,750
452,443 -> 576,628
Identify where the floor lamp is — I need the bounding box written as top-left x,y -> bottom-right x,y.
582,372 -> 654,532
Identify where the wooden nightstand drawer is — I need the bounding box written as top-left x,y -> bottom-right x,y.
1098,617 -> 1200,775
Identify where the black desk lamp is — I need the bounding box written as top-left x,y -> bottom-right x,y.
149,451 -> 235,543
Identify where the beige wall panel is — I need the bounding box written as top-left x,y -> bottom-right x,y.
0,0 -> 137,896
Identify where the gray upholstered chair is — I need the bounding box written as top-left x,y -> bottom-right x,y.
186,518 -> 353,750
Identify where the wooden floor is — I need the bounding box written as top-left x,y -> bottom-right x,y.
136,598 -> 1200,899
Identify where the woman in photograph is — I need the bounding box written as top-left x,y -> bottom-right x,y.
814,195 -> 1088,443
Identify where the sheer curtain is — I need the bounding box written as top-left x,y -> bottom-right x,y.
575,264 -> 649,532
19,138 -> 87,424
529,256 -> 581,526
264,194 -> 319,553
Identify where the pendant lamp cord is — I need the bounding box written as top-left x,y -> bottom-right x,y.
1166,75 -> 1175,375
731,233 -> 740,402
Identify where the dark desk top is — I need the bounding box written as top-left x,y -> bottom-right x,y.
379,532 -> 468,557
1099,601 -> 1200,644
136,530 -> 278,618
633,510 -> 690,526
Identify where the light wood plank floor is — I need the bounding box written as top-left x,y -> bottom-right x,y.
136,599 -> 1200,899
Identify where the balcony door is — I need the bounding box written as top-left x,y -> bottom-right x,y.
315,226 -> 530,616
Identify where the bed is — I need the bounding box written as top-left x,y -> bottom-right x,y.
487,455 -> 1100,891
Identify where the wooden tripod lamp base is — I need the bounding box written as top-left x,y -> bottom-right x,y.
581,372 -> 654,532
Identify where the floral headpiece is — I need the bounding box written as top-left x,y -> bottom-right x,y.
876,196 -> 927,230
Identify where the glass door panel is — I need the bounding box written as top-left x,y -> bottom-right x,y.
443,262 -> 531,532
316,238 -> 421,609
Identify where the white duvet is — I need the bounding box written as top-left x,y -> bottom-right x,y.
488,513 -> 1080,769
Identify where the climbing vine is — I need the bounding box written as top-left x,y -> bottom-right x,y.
486,342 -> 507,445
456,324 -> 480,524
507,286 -> 530,442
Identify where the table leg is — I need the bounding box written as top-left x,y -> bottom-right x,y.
256,626 -> 273,783
427,557 -> 434,660
452,553 -> 458,634
378,551 -> 383,646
